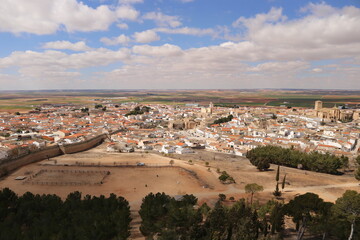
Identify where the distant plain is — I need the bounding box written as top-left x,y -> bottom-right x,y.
1,89 -> 360,112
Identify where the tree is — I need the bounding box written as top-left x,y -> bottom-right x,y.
356,155 -> 360,166
199,203 -> 211,217
205,161 -> 209,167
226,199 -> 261,239
276,165 -> 280,182
285,193 -> 326,240
333,190 -> 360,240
282,174 -> 287,190
355,168 -> 360,181
139,192 -> 171,237
80,107 -> 89,113
169,160 -> 174,166
139,192 -> 201,239
205,201 -> 229,239
248,156 -> 270,171
340,155 -> 349,170
245,183 -> 264,205
355,156 -> 360,181
258,200 -> 285,235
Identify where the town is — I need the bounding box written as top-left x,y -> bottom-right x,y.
1,100 -> 360,164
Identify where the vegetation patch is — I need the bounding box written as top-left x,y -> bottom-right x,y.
125,106 -> 151,116
246,145 -> 348,174
213,114 -> 233,125
218,170 -> 235,184
0,188 -> 131,240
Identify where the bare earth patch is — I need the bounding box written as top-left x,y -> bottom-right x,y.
23,169 -> 109,186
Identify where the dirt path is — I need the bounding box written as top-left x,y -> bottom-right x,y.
192,182 -> 360,200
129,210 -> 143,240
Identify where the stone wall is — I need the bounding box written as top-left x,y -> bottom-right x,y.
0,134 -> 107,176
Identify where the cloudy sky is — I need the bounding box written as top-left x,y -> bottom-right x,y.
0,0 -> 359,90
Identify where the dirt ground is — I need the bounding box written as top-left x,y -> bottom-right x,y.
1,143 -> 358,204
165,149 -> 360,203
0,145 -> 227,209
0,143 -> 359,239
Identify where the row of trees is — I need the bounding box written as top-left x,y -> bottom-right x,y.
246,145 -> 347,174
139,192 -> 262,239
0,188 -> 359,239
354,156 -> 360,181
213,114 -> 234,124
0,189 -> 131,240
139,191 -> 360,240
125,106 -> 151,116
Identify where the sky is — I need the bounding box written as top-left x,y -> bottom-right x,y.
0,0 -> 359,90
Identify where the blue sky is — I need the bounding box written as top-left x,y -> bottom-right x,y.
0,0 -> 359,90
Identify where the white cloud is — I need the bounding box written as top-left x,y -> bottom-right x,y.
143,12 -> 182,28
233,7 -> 286,29
53,1 -> 116,32
118,0 -> 143,4
0,47 -> 132,89
101,34 -> 131,46
115,5 -> 140,21
312,68 -> 323,73
133,30 -> 160,43
155,27 -> 215,36
180,0 -> 195,2
300,2 -> 338,17
117,23 -> 129,29
133,44 -> 183,57
1,2 -> 360,90
249,61 -> 309,73
0,0 -> 117,34
42,41 -> 91,51
233,4 -> 360,53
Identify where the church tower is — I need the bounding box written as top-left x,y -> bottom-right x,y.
314,101 -> 323,111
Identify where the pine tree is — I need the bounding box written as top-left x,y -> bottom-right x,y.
282,174 -> 287,190
276,165 -> 280,182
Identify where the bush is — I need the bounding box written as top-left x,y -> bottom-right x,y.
218,194 -> 226,201
218,171 -> 235,184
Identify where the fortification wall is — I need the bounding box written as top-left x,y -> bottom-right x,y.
0,145 -> 62,174
63,134 -> 106,154
0,134 -> 107,175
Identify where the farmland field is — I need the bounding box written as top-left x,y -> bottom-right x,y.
0,89 -> 360,112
